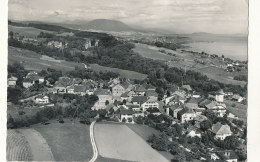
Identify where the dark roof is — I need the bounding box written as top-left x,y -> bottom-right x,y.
145,90 -> 158,97
94,89 -> 111,95
182,85 -> 192,91
120,109 -> 135,115
134,85 -> 147,92
131,96 -> 148,103
217,151 -> 238,160
198,99 -> 212,107
178,107 -> 195,116
120,91 -> 129,97
74,85 -> 87,92
23,78 -> 33,83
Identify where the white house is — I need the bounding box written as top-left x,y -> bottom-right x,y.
215,89 -> 225,103
35,95 -> 49,104
177,108 -> 197,123
187,130 -> 201,138
141,98 -> 159,112
232,94 -> 244,103
112,84 -> 126,97
8,76 -> 18,87
211,122 -> 232,140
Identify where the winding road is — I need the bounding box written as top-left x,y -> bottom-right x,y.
89,121 -> 98,162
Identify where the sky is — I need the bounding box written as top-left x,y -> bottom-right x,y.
8,0 -> 248,34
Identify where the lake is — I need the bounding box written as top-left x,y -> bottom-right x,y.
185,41 -> 248,61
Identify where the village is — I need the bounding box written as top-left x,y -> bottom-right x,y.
7,67 -> 247,161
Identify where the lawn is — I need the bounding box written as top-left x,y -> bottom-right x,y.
94,123 -> 169,162
33,120 -> 93,161
6,130 -> 33,161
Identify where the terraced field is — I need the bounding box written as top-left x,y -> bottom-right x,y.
6,130 -> 33,161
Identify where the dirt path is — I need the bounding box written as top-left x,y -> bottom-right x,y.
19,128 -> 54,161
89,121 -> 98,162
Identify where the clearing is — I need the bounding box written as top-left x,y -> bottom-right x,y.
94,123 -> 169,162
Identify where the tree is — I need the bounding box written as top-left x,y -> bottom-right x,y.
41,117 -> 49,125
79,113 -> 91,125
7,114 -> 15,129
57,115 -> 64,123
105,100 -> 109,105
135,116 -> 143,124
200,120 -> 212,131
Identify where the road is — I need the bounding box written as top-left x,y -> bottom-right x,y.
89,121 -> 98,162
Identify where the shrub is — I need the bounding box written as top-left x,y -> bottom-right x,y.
41,117 -> 49,125
231,103 -> 236,107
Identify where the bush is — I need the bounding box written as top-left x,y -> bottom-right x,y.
231,103 -> 236,107
57,115 -> 64,123
41,117 -> 49,125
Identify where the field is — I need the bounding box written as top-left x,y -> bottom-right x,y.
127,124 -> 174,161
133,43 -> 247,86
225,100 -> 247,122
33,120 -> 93,161
9,25 -> 54,37
89,64 -> 147,80
8,46 -> 82,72
6,120 -> 93,161
8,46 -> 147,80
6,130 -> 33,161
94,123 -> 169,162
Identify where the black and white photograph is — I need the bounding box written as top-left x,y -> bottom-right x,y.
3,0 -> 251,161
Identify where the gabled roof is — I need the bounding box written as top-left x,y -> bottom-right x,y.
232,94 -> 243,100
205,101 -> 226,109
120,109 -> 135,115
54,81 -> 66,88
131,96 -> 148,103
178,107 -> 195,116
74,85 -> 87,92
59,77 -> 73,87
182,85 -> 192,91
216,89 -> 225,95
72,78 -> 82,84
121,81 -> 132,89
94,89 -> 111,95
198,99 -> 212,107
145,90 -> 158,97
112,84 -> 125,90
134,85 -> 147,92
186,103 -> 200,110
211,122 -> 232,135
8,76 -> 18,81
173,90 -> 186,99
120,91 -> 129,97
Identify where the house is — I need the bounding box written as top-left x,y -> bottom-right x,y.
143,83 -> 156,91
141,98 -> 159,112
127,104 -> 141,112
232,94 -> 244,103
177,107 -> 196,123
215,89 -> 225,102
165,104 -> 184,118
85,38 -> 92,49
209,150 -> 238,162
181,85 -> 192,92
94,40 -> 99,47
134,85 -> 147,96
131,96 -> 148,106
211,122 -> 232,140
8,76 -> 18,87
205,101 -> 227,117
115,108 -> 135,123
23,78 -> 34,88
93,89 -> 113,109
145,90 -> 158,100
35,95 -> 49,104
187,129 -> 201,138
47,41 -> 63,49
192,92 -> 201,98
112,84 -> 126,97
74,85 -> 87,96
67,85 -> 75,94
53,82 -> 67,94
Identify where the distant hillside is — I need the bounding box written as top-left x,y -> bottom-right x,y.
60,19 -> 138,32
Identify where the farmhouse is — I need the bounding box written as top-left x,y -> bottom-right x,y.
93,89 -> 113,109
131,96 -> 148,106
205,101 -> 227,117
8,76 -> 18,87
211,122 -> 232,140
177,107 -> 196,123
115,108 -> 135,123
74,85 -> 87,96
112,84 -> 126,97
35,95 -> 49,104
141,98 -> 159,112
53,82 -> 67,94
